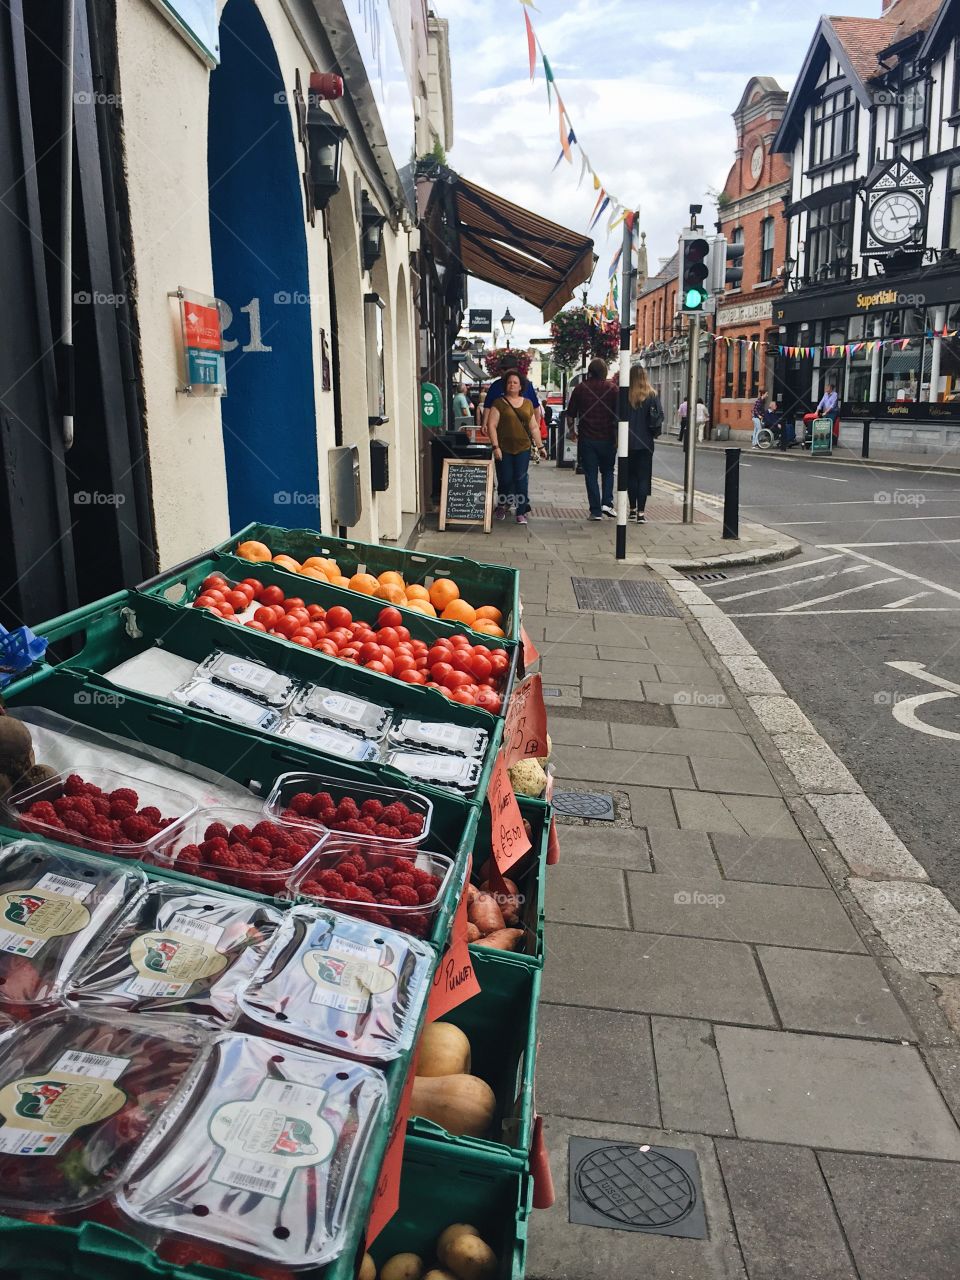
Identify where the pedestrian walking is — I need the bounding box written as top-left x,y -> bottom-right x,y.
751,388 -> 767,449
677,398 -> 689,447
453,384 -> 471,426
486,370 -> 546,525
565,358 -> 619,520
627,366 -> 663,523
695,397 -> 709,443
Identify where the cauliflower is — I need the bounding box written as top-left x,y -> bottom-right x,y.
509,757 -> 547,798
536,733 -> 553,768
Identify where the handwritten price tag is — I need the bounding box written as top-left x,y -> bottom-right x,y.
365,1048 -> 419,1246
547,815 -> 561,866
427,863 -> 481,1021
521,625 -> 540,673
503,673 -> 549,767
488,750 -> 532,874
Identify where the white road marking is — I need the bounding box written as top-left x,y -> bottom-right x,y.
820,547 -> 960,604
715,564 -> 869,604
777,577 -> 900,612
885,664 -> 960,742
886,661 -> 960,696
729,607 -> 960,617
883,592 -> 931,609
818,540 -> 960,548
721,554 -> 843,584
770,520 -> 830,526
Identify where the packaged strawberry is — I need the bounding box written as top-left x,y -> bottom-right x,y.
119,1032 -> 386,1272
238,906 -> 432,1063
0,841 -> 147,1016
0,1008 -> 207,1215
67,884 -> 283,1026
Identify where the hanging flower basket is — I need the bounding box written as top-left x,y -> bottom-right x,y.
482,348 -> 533,380
549,306 -> 620,371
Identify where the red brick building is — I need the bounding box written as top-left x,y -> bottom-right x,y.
713,78 -> 792,433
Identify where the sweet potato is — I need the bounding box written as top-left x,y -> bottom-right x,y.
466,922 -> 481,942
474,927 -> 524,951
466,883 -> 479,907
480,876 -> 520,926
467,891 -> 504,935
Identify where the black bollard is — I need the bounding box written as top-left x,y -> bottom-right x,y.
861,420 -> 870,459
723,447 -> 740,540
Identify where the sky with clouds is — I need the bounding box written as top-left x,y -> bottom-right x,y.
444,0 -> 878,351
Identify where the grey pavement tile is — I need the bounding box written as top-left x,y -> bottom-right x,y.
544,717 -> 612,748
673,791 -> 750,835
545,864 -> 630,928
716,1027 -> 960,1158
847,880 -> 960,972
819,1151 -> 960,1280
552,745 -> 697,790
652,1017 -> 735,1136
536,1005 -> 660,1126
625,786 -> 680,830
534,641 -> 600,661
673,706 -> 747,732
610,723 -> 760,761
643,682 -> 730,707
756,947 -> 915,1040
590,643 -> 654,662
540,686 -> 582,710
527,1115 -> 747,1280
542,924 -> 776,1025
689,756 -> 781,797
538,658 -> 593,685
600,642 -> 703,664
560,824 -> 652,871
655,662 -> 720,683
520,619 -> 546,641
710,832 -> 828,888
716,1140 -> 857,1280
580,675 -> 647,701
552,659 -> 662,685
689,793 -> 802,840
544,618 -> 599,641
646,827 -> 721,878
625,875 -> 864,952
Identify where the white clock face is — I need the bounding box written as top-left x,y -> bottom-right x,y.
750,146 -> 763,180
870,191 -> 922,245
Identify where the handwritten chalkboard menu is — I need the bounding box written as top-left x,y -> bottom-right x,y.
439,458 -> 494,532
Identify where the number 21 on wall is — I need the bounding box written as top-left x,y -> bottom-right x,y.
220,298 -> 272,353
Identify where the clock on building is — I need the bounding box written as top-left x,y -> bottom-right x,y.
861,155 -> 930,257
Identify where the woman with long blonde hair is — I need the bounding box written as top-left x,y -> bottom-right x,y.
627,365 -> 664,523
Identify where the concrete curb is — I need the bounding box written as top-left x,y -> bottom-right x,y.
659,436 -> 960,477
656,567 -> 960,988
643,478 -> 802,571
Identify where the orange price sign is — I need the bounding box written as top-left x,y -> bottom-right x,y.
547,815 -> 561,865
520,625 -> 540,673
365,1048 -> 419,1246
503,673 -> 549,767
427,863 -> 481,1021
488,750 -> 531,874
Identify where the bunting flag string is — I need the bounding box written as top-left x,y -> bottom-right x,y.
525,10 -> 537,78
676,330 -> 960,360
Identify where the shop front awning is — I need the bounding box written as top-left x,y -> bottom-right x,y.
449,174 -> 596,321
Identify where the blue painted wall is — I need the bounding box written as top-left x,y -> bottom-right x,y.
208,0 -> 321,531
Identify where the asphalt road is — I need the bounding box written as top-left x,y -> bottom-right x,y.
654,440 -> 960,909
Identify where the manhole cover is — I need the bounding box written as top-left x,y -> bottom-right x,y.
542,685 -> 563,698
571,578 -> 682,618
685,571 -> 727,582
569,1138 -> 705,1238
552,790 -> 615,820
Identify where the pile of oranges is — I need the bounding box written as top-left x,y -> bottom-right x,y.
236,540 -> 506,638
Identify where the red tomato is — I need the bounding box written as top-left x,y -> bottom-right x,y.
310,620 -> 329,640
378,655 -> 395,676
202,573 -> 228,591
469,653 -> 492,681
366,660 -> 388,673
283,598 -> 305,610
411,640 -> 428,655
234,582 -> 257,600
340,645 -> 361,660
291,635 -> 314,647
451,687 -> 477,705
204,588 -> 226,603
399,669 -> 426,685
294,625 -> 318,644
254,606 -> 278,626
218,602 -> 235,617
240,578 -> 264,599
245,620 -> 267,632
377,627 -> 400,650
476,689 -> 502,713
287,608 -> 310,625
427,644 -> 453,667
450,633 -> 471,647
430,662 -> 454,684
197,605 -> 223,616
450,650 -> 474,674
225,589 -> 250,611
425,681 -> 442,690
327,627 -> 352,647
394,626 -> 411,643
307,604 -> 326,621
260,585 -> 284,607
318,640 -> 338,656
489,655 -> 509,676
326,606 -> 353,630
275,616 -> 300,639
194,594 -> 218,609
443,669 -> 472,692
415,657 -> 429,671
489,648 -> 508,661
377,606 -> 403,629
359,642 -> 382,663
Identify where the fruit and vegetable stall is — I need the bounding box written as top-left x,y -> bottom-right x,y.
0,524 -> 558,1280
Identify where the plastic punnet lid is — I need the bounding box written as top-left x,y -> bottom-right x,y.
290,686 -> 391,739
384,750 -> 483,792
388,719 -> 489,758
196,651 -> 297,708
265,771 -> 432,847
238,906 -> 433,1063
119,1033 -> 386,1270
67,885 -> 282,1026
0,1008 -> 208,1213
0,842 -> 146,1013
171,679 -> 284,733
277,718 -> 380,763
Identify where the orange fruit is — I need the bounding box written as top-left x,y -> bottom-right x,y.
406,584 -> 430,602
375,583 -> 406,605
236,540 -> 271,562
331,575 -> 351,588
273,554 -> 301,573
406,599 -> 437,617
377,570 -> 406,590
473,619 -> 505,637
475,605 -> 503,623
349,573 -> 380,595
302,556 -> 333,574
441,599 -> 477,626
429,578 -> 460,611
299,566 -> 329,580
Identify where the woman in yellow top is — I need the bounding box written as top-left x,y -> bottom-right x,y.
486,370 -> 546,524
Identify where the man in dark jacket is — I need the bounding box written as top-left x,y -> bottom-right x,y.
565,360 -> 619,519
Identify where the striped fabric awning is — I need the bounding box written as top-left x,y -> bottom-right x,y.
451,175 -> 596,321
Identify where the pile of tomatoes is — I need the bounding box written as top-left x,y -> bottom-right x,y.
192,573 -> 507,712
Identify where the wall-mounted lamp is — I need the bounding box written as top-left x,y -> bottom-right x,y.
305,73 -> 347,212
361,192 -> 386,272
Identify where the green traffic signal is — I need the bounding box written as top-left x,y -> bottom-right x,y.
681,235 -> 710,313
685,286 -> 706,308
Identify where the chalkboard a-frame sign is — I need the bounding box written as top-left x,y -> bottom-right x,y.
439,458 -> 495,533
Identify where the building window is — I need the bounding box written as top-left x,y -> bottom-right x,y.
805,198 -> 852,283
898,61 -> 926,134
760,218 -> 775,281
724,345 -> 733,398
736,342 -> 747,398
730,226 -> 744,290
954,44 -> 960,115
947,166 -> 960,253
749,334 -> 761,398
810,85 -> 855,167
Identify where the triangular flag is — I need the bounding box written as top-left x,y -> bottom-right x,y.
524,11 -> 536,79
578,151 -> 589,187
588,187 -> 605,224
593,172 -> 601,190
608,246 -> 623,278
542,54 -> 554,106
559,107 -> 573,162
589,195 -> 610,230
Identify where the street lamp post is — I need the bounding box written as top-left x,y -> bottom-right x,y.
501,308 -> 515,349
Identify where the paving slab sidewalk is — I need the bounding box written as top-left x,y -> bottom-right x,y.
412,465 -> 960,1280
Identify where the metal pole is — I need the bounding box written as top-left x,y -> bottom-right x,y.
59,0 -> 76,451
722,447 -> 740,539
861,420 -> 871,460
615,215 -> 635,560
683,312 -> 700,524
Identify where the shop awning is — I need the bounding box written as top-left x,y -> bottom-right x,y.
449,174 -> 596,321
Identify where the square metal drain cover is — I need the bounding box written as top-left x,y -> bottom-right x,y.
552,790 -> 615,820
685,571 -> 727,582
569,1137 -> 706,1239
542,685 -> 563,698
571,578 -> 682,618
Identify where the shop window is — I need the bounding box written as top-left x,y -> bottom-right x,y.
749,335 -> 760,398
724,345 -> 733,398
760,218 -> 775,282
805,199 -> 852,283
946,166 -> 960,253
736,343 -> 747,399
954,45 -> 960,115
364,293 -> 387,426
810,86 -> 855,167
898,62 -> 926,135
730,227 -> 744,290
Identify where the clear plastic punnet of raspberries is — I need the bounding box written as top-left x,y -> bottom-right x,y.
164,805 -> 324,897
290,839 -> 452,938
264,772 -> 432,849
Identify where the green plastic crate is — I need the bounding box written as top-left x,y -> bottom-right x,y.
406,948 -> 541,1166
366,1138 -> 531,1280
206,521 -> 521,641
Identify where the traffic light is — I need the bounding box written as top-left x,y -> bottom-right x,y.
680,234 -> 710,312
725,239 -> 745,288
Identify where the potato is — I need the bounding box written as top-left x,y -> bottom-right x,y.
381,1254 -> 423,1280
359,1254 -> 376,1280
444,1233 -> 497,1280
436,1224 -> 479,1265
423,1272 -> 458,1280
